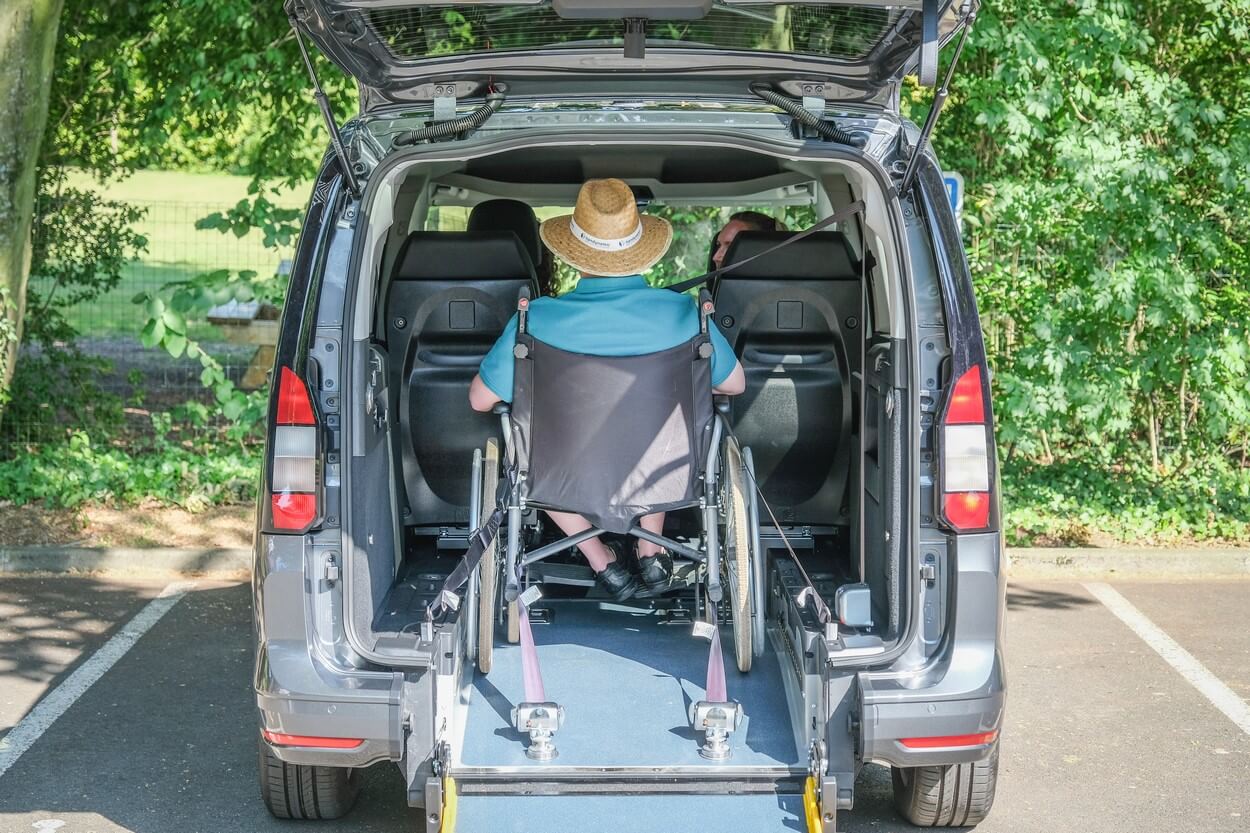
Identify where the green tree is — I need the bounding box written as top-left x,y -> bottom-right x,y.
918,0 -> 1250,475
0,0 -> 65,421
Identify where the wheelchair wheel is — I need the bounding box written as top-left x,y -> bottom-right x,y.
507,601 -> 520,644
722,436 -> 753,673
477,439 -> 500,674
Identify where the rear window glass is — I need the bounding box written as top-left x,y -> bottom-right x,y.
367,2 -> 901,64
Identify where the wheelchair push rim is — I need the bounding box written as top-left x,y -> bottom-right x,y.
720,435 -> 753,673
476,438 -> 501,674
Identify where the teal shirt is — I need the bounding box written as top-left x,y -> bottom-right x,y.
478,275 -> 738,402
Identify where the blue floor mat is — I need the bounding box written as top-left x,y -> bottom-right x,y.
457,602 -> 800,769
453,793 -> 807,833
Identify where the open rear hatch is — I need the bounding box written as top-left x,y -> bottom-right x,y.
288,0 -> 976,109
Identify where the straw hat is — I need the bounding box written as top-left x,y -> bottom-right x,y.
539,178 -> 672,276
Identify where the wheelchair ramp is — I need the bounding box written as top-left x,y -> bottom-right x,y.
454,602 -> 801,771
451,793 -> 806,833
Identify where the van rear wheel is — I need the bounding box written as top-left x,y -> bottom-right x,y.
258,738 -> 360,820
891,743 -> 999,827
476,439 -> 501,673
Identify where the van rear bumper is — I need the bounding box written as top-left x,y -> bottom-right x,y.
253,532 -> 403,768
862,691 -> 1004,767
255,642 -> 403,767
859,532 -> 1007,768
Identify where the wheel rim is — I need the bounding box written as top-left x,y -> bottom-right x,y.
722,438 -> 752,672
476,439 -> 500,674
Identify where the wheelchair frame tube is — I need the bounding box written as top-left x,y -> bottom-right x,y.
704,414 -> 725,602
466,447 -> 483,663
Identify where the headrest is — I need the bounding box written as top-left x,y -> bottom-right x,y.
468,199 -> 543,267
393,231 -> 537,282
721,231 -> 860,281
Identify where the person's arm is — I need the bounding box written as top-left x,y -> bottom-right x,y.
713,360 -> 746,395
469,374 -> 503,412
708,320 -> 746,395
469,313 -> 519,411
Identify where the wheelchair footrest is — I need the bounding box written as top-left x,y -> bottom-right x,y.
528,562 -> 597,587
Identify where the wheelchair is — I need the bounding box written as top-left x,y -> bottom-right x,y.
467,288 -> 764,682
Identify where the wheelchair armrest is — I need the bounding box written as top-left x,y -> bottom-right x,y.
713,395 -> 732,416
492,402 -> 512,416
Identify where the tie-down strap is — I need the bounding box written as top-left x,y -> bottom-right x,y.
428,467 -> 514,620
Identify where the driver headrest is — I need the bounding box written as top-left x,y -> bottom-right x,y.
722,231 -> 860,281
393,231 -> 537,282
468,199 -> 543,268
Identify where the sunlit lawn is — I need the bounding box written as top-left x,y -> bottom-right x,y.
42,169 -> 308,341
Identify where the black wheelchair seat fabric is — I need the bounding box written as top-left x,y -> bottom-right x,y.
510,335 -> 714,535
714,230 -> 862,525
385,231 -> 538,526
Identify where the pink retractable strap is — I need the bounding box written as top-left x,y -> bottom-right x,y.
518,600 -> 546,703
705,613 -> 727,703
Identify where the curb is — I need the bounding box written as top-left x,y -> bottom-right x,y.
1,545 -> 1248,579
0,546 -> 251,577
1007,547 -> 1250,579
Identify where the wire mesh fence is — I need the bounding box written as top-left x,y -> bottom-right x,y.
5,198 -> 298,452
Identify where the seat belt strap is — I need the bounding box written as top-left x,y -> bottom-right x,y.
666,200 -> 866,294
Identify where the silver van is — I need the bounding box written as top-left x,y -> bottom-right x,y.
253,2 -> 1006,830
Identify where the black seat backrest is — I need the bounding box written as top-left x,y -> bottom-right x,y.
385,231 -> 538,527
510,334 -> 714,535
468,199 -> 543,271
713,230 -> 862,526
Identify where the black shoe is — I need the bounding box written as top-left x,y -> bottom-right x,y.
636,550 -> 674,598
595,560 -> 639,602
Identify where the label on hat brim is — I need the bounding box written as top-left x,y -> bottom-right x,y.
569,218 -> 643,252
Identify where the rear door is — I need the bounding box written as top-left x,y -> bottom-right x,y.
289,0 -> 975,108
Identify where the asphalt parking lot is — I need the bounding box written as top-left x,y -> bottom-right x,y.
0,575 -> 1247,833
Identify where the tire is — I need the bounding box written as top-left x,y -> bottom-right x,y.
258,737 -> 360,820
891,743 -> 1000,827
721,436 -> 752,673
477,439 -> 500,673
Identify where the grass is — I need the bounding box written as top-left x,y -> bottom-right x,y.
44,169 -> 309,341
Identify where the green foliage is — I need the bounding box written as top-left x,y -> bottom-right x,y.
25,168 -> 148,347
0,424 -> 260,509
1,168 -> 148,447
1003,458 -> 1250,546
132,266 -> 281,429
46,0 -> 342,184
918,0 -> 1250,479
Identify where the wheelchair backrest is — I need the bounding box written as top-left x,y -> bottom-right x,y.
509,335 -> 715,535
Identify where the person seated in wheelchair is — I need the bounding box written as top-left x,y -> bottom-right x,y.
469,178 -> 745,601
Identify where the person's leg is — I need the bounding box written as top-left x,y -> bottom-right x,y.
545,509 -> 616,573
635,511 -> 673,596
635,512 -> 667,559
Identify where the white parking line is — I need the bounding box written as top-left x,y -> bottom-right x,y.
0,581 -> 194,779
1084,581 -> 1250,736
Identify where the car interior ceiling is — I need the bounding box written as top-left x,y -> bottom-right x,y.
353,145 -> 901,646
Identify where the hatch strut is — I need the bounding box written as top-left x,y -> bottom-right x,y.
899,1 -> 978,195
289,17 -> 361,198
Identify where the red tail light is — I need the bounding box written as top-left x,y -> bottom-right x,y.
262,730 -> 363,749
270,367 -> 319,531
900,730 -> 998,749
277,366 -> 316,425
940,365 -> 993,532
